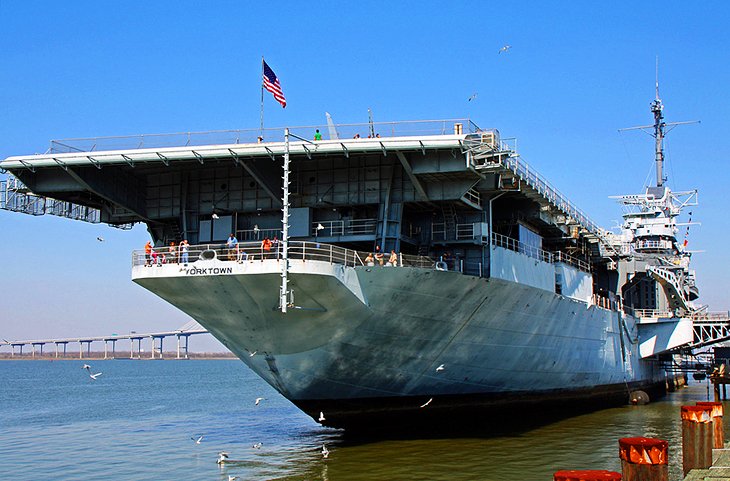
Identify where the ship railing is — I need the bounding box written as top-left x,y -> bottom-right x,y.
50,119 -> 482,153
502,155 -> 601,235
236,228 -> 282,242
630,308 -> 675,319
132,241 -> 445,270
310,218 -> 378,237
553,251 -> 591,272
635,239 -> 674,250
690,311 -> 730,323
491,232 -> 552,264
591,294 -> 621,311
491,232 -> 590,272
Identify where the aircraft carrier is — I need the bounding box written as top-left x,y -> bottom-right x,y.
0,98 -> 708,430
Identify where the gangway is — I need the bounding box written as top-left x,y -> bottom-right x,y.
687,311 -> 730,350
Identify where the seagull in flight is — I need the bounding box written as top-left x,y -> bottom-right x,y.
255,397 -> 264,406
498,45 -> 511,54
89,372 -> 103,380
419,398 -> 433,408
318,411 -> 326,422
321,444 -> 330,458
468,92 -> 478,102
82,364 -> 91,370
191,435 -> 203,444
249,350 -> 257,357
96,236 -> 104,242
436,364 -> 445,372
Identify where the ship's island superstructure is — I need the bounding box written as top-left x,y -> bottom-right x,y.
0,101 -> 719,429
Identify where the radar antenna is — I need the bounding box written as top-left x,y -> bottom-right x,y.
368,108 -> 376,138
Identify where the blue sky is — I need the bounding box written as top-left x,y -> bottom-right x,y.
1,1 -> 729,350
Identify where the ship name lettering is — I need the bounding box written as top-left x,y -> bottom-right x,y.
185,267 -> 233,276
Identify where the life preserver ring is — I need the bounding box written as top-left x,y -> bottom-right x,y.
435,261 -> 448,271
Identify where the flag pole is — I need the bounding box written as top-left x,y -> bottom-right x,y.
260,57 -> 265,139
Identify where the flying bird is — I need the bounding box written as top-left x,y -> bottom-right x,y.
498,45 -> 511,54
96,236 -> 104,242
217,452 -> 229,464
419,398 -> 433,408
82,364 -> 91,370
191,435 -> 203,444
89,372 -> 103,380
321,444 -> 330,458
436,364 -> 445,372
2,338 -> 9,343
249,350 -> 257,357
255,397 -> 264,406
318,411 -> 326,422
468,93 -> 478,102
228,476 -> 239,481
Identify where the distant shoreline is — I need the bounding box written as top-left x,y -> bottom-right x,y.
0,352 -> 237,361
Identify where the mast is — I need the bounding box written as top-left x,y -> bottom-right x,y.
651,60 -> 665,187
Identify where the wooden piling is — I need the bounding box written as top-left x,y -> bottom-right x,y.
696,401 -> 725,449
618,437 -> 668,481
553,470 -> 622,481
681,405 -> 714,476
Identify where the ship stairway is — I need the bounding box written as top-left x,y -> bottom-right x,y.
646,265 -> 690,312
467,142 -> 511,167
442,204 -> 458,240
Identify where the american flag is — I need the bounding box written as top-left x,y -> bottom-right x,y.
262,60 -> 286,108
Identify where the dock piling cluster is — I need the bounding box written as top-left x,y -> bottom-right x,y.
553,402 -> 726,480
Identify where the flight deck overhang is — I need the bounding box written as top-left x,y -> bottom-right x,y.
0,135 -> 468,171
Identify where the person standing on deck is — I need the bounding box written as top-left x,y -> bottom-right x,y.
226,234 -> 238,261
144,241 -> 153,266
374,245 -> 384,266
261,237 -> 272,260
388,250 -> 398,267
314,129 -> 322,141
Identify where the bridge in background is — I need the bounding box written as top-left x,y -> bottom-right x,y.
0,320 -> 209,360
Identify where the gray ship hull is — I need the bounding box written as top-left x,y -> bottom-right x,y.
133,257 -> 662,429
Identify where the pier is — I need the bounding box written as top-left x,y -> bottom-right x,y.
0,320 -> 208,360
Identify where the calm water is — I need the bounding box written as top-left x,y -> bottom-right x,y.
0,360 -> 721,480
